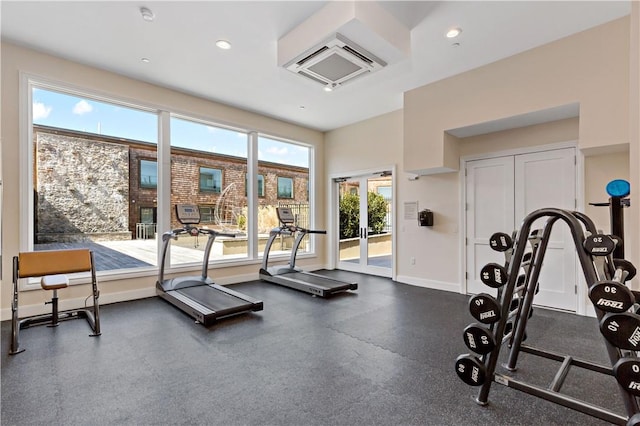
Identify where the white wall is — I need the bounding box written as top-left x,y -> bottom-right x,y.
326,16 -> 637,297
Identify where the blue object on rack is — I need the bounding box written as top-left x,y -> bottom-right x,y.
606,179 -> 630,198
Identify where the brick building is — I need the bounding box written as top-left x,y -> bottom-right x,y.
33,125 -> 309,242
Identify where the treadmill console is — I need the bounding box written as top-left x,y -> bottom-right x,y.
276,207 -> 295,225
176,204 -> 201,225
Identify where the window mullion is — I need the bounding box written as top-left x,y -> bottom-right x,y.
157,110 -> 171,266
248,132 -> 258,259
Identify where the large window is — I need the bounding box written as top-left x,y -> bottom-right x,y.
31,86 -> 158,272
25,81 -> 315,277
258,136 -> 310,256
170,116 -> 249,264
140,160 -> 157,188
199,167 -> 222,193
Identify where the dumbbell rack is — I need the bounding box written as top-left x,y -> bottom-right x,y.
455,207 -> 640,425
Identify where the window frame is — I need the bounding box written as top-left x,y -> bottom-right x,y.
199,166 -> 223,193
139,159 -> 158,189
277,176 -> 294,199
21,75 -> 316,284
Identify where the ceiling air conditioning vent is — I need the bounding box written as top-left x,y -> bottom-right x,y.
285,33 -> 386,90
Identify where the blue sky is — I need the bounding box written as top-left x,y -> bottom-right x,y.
32,88 -> 309,168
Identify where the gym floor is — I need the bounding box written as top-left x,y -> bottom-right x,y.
0,271 -> 625,425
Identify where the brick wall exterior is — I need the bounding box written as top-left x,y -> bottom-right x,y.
34,125 -> 309,240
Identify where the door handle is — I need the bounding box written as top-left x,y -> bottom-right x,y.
360,228 -> 363,239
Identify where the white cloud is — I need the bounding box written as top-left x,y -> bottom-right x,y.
33,102 -> 52,120
73,100 -> 93,115
266,146 -> 288,156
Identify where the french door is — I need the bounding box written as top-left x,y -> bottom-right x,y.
465,148 -> 577,311
336,172 -> 393,277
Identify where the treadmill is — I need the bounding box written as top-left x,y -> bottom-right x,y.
259,207 -> 357,297
156,204 -> 263,326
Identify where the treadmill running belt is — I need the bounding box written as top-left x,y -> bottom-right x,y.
284,271 -> 348,289
177,286 -> 248,313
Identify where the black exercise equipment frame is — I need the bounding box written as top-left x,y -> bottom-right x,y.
156,205 -> 263,326
259,207 -> 357,297
474,208 -> 639,425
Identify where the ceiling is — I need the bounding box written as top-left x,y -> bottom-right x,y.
0,1 -> 631,133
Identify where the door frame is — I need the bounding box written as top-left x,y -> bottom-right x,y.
458,141 -> 589,316
328,165 -> 397,280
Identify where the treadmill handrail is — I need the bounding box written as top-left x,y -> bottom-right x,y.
261,224 -> 327,271
158,226 -> 236,284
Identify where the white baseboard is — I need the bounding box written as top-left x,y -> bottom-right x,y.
396,275 -> 461,293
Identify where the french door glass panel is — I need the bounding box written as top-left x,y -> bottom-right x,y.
337,174 -> 392,277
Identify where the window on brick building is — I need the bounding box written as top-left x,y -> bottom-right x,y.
140,160 -> 158,188
199,167 -> 222,193
277,177 -> 294,199
140,207 -> 156,223
245,174 -> 264,197
200,206 -> 214,223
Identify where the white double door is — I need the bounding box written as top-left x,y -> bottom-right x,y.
465,147 -> 578,311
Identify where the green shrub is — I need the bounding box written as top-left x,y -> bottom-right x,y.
339,191 -> 388,239
368,191 -> 388,235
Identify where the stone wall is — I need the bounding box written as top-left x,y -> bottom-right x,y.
35,130 -> 130,242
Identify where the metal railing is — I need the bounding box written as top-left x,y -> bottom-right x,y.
136,223 -> 157,240
277,202 -> 309,229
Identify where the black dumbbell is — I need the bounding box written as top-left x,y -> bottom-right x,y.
584,234 -> 617,256
599,312 -> 640,351
480,263 -> 508,288
589,280 -> 635,313
613,258 -> 637,282
612,357 -> 640,397
462,323 -> 496,355
455,354 -> 487,386
489,232 -> 513,252
469,293 -> 501,324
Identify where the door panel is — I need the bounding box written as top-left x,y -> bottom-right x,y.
466,156 -> 515,296
338,179 -> 361,268
515,149 -> 576,310
466,148 -> 577,311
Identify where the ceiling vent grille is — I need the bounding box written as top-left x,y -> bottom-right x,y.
284,33 -> 386,90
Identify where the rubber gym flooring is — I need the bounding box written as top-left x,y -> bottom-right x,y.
0,270 -> 625,425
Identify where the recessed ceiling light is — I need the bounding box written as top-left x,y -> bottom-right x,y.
299,105 -> 305,109
324,83 -> 338,92
140,7 -> 155,22
141,58 -> 150,63
446,27 -> 462,38
215,40 -> 232,50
